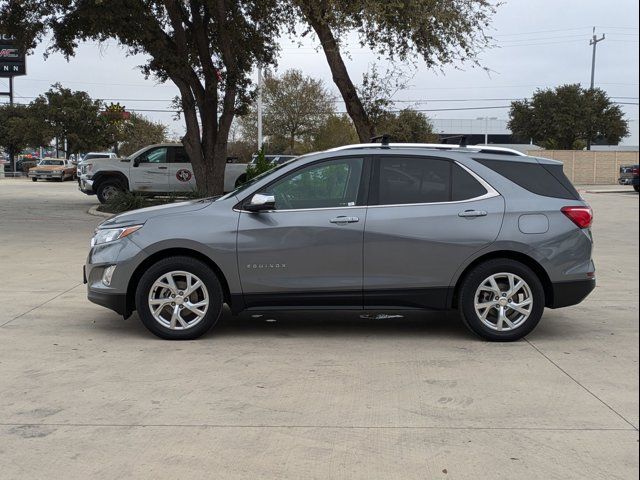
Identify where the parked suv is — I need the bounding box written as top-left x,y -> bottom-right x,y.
618,164 -> 639,192
78,143 -> 248,203
84,143 -> 595,341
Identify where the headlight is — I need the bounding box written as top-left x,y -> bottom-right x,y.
91,225 -> 143,246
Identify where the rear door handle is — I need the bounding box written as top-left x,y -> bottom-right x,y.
458,210 -> 487,218
330,216 -> 359,224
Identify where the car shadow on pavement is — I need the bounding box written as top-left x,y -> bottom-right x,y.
91,309 -> 474,341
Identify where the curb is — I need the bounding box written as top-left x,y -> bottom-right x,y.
87,205 -> 113,218
583,189 -> 636,194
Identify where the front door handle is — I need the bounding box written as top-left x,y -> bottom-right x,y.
158,166 -> 168,170
330,216 -> 360,224
458,210 -> 487,218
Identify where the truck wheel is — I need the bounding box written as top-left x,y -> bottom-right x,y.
235,174 -> 247,188
96,180 -> 123,204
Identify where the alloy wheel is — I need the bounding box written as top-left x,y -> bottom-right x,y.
473,272 -> 533,332
148,270 -> 209,330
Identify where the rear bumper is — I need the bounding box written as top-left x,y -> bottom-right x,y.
548,279 -> 596,308
618,177 -> 639,186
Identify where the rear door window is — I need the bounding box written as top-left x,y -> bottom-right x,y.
452,164 -> 488,201
376,157 -> 450,205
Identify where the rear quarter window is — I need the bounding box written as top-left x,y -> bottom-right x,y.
475,158 -> 580,200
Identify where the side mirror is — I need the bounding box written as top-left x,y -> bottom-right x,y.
133,156 -> 141,167
245,193 -> 275,212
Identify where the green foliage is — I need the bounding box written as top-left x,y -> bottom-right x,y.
508,84 -> 630,149
103,191 -> 148,213
245,148 -> 275,181
312,114 -> 359,151
377,109 -> 438,143
29,83 -> 111,156
0,104 -> 51,154
0,105 -> 29,154
239,69 -> 335,153
118,114 -> 169,157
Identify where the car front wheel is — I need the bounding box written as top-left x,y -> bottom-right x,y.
135,256 -> 224,340
458,259 -> 545,341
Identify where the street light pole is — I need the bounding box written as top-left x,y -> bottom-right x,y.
257,67 -> 263,151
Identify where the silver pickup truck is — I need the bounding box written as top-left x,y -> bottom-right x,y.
78,143 -> 248,203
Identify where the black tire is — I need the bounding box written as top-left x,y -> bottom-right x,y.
634,185 -> 639,193
31,177 -> 37,182
458,258 -> 545,342
135,256 -> 224,340
235,174 -> 247,188
96,179 -> 123,204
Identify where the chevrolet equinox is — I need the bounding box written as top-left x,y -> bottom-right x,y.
84,143 -> 595,341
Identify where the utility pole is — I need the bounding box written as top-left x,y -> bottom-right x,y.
589,27 -> 605,90
587,27 -> 605,150
257,66 -> 263,151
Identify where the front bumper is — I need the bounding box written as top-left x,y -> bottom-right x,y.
85,237 -> 147,317
30,172 -> 64,180
88,289 -> 128,316
548,278 -> 596,308
78,177 -> 95,195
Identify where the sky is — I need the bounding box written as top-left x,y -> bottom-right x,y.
1,0 -> 638,145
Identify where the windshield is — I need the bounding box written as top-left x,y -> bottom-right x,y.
39,160 -> 65,166
84,153 -> 111,160
218,159 -> 297,201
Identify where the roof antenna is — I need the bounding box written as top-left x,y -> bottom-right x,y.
370,134 -> 391,148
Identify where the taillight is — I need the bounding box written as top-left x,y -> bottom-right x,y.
561,206 -> 593,229
632,167 -> 639,175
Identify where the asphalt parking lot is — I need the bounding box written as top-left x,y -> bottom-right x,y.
0,178 -> 638,479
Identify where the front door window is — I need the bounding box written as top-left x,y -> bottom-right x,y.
263,158 -> 363,210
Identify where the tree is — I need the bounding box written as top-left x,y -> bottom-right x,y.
378,109 -> 438,143
29,83 -> 109,157
508,84 -> 629,149
239,69 -> 335,153
118,113 -> 169,157
312,114 -> 359,151
0,0 -> 281,194
288,0 -> 496,141
0,104 -> 51,157
0,104 -> 30,157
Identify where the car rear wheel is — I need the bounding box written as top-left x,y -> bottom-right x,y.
96,180 -> 123,203
135,256 -> 224,340
458,259 -> 545,341
634,185 -> 639,193
31,177 -> 37,182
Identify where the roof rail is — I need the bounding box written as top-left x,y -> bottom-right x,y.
325,143 -> 526,156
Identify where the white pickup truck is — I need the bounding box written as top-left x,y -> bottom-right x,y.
78,143 -> 248,203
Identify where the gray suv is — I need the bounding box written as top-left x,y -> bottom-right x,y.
84,143 -> 595,341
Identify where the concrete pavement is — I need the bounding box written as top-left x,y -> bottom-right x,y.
0,178 -> 638,479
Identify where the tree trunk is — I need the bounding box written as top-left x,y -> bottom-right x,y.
305,13 -> 374,143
